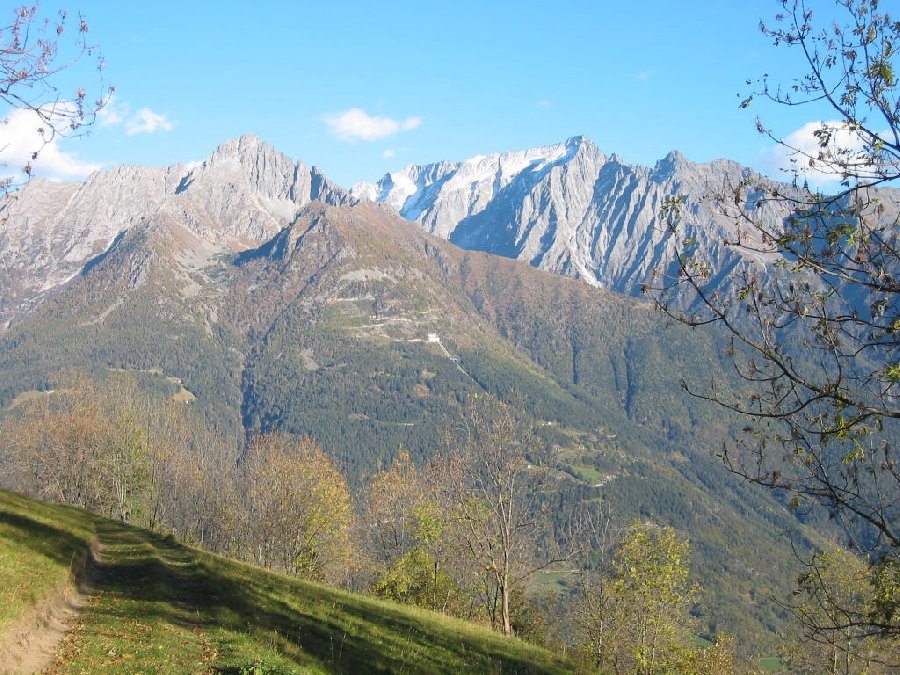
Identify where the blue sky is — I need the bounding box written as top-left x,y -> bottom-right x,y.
1,1 -> 844,188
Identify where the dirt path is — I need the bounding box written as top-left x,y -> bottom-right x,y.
0,581 -> 86,674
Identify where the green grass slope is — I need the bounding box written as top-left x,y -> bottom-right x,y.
0,490 -> 579,674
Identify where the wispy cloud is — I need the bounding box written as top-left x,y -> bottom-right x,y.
536,99 -> 552,109
0,107 -> 102,180
761,120 -> 867,187
382,148 -> 396,158
97,103 -> 124,127
321,108 -> 421,142
98,98 -> 175,136
637,70 -> 654,81
126,108 -> 175,136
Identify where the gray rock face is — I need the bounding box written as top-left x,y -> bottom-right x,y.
10,133 -> 892,331
351,137 -> 780,298
0,135 -> 351,329
0,167 -> 180,329
172,134 -> 351,245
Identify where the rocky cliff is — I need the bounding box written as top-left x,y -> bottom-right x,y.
352,136 -> 786,299
0,135 -> 350,329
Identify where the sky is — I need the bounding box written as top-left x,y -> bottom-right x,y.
0,0 -> 853,189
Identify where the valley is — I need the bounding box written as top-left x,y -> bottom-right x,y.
0,136 -> 822,653
0,132 -> 895,668
1,1 -> 898,671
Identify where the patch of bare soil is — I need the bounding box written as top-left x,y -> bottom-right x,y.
0,540 -> 96,674
0,582 -> 85,674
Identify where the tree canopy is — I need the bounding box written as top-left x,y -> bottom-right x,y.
650,0 -> 899,650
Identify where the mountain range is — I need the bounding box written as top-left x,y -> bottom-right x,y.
0,134 -> 830,648
3,133 -> 804,332
351,135 -> 792,299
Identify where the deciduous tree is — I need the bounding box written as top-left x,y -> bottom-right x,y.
574,522 -> 700,674
1,4 -> 111,188
1,371 -> 152,522
649,0 -> 899,642
438,393 -> 570,636
360,451 -> 423,575
361,451 -> 462,612
240,431 -> 353,583
781,546 -> 899,673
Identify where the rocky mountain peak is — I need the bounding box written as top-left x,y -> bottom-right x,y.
185,134 -> 300,202
565,134 -> 602,158
3,134 -> 848,333
207,133 -> 272,159
206,134 -> 297,175
0,135 -> 354,330
351,137 -> 801,301
649,150 -> 690,182
181,134 -> 350,207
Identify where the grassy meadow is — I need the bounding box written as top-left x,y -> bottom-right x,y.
0,489 -> 580,674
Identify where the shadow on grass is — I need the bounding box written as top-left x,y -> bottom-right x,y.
0,510 -> 89,570
0,492 -> 574,674
85,519 -> 570,674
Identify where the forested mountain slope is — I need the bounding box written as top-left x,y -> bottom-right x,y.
0,136 -> 824,646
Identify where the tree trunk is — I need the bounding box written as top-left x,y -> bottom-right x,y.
501,568 -> 512,636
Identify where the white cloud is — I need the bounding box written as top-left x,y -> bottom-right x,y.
0,107 -> 102,180
536,99 -> 552,109
96,97 -> 174,136
637,70 -> 654,81
382,148 -> 396,158
762,120 -> 867,186
97,101 -> 124,127
125,107 -> 175,136
322,108 -> 421,142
